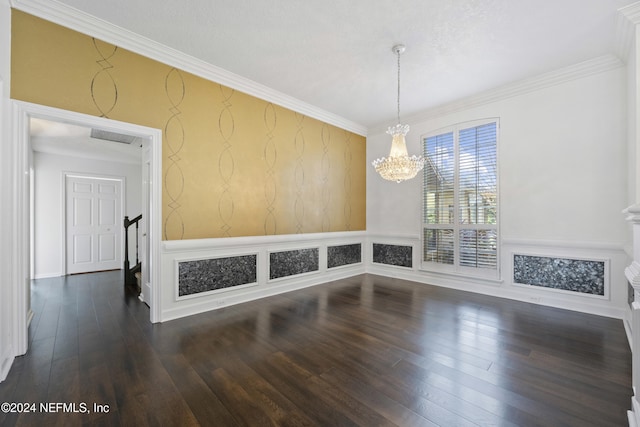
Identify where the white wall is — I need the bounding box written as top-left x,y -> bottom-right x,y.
33,151 -> 142,278
368,61 -> 630,318
0,0 -> 12,381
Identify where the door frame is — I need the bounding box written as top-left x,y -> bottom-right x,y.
141,146 -> 152,304
62,172 -> 125,275
11,100 -> 163,356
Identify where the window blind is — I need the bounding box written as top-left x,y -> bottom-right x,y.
423,121 -> 498,272
424,132 -> 454,225
458,123 -> 497,226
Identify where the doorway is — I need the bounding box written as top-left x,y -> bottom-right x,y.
11,101 -> 163,358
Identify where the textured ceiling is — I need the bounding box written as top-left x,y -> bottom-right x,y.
23,0 -> 638,129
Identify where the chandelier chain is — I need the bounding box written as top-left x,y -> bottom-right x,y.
396,47 -> 401,124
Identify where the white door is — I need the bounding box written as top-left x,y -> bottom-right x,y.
66,175 -> 123,274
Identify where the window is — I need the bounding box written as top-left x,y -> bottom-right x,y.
423,120 -> 498,275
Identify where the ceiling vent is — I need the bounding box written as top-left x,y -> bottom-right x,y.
90,129 -> 138,144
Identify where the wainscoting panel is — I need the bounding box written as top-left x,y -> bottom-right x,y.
513,254 -> 607,297
328,243 -> 362,269
269,248 -> 319,280
177,254 -> 257,298
372,243 -> 413,268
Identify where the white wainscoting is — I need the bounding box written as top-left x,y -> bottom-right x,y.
157,231 -> 628,322
367,233 -> 629,320
502,239 -> 629,319
160,231 -> 366,322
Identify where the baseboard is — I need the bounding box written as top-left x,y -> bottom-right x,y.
33,272 -> 62,279
364,234 -> 628,320
629,395 -> 640,427
160,231 -> 367,322
138,281 -> 151,307
0,345 -> 14,383
161,265 -> 364,322
367,265 -> 626,320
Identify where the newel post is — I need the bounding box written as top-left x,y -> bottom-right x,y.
123,216 -> 130,286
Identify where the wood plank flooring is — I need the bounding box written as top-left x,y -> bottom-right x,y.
0,271 -> 632,426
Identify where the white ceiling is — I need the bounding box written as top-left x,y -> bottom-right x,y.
30,118 -> 142,163
24,0 -> 639,130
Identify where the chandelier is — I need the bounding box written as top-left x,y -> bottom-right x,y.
372,44 -> 425,183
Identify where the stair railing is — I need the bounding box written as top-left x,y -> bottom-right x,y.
124,214 -> 142,288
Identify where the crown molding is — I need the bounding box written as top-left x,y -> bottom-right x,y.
370,54 -> 624,135
9,0 -> 368,136
616,2 -> 640,61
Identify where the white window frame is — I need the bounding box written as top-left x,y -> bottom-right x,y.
421,118 -> 500,279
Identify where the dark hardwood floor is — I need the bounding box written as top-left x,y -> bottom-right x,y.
0,271 -> 632,426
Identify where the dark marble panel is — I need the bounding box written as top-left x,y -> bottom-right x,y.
372,243 -> 412,268
178,254 -> 257,297
513,254 -> 605,296
270,248 -> 319,280
328,243 -> 362,269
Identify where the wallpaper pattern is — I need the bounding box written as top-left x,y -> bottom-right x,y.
11,10 -> 366,240
90,38 -> 119,118
164,68 -> 186,239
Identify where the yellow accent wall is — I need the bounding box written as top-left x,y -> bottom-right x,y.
11,10 -> 366,240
